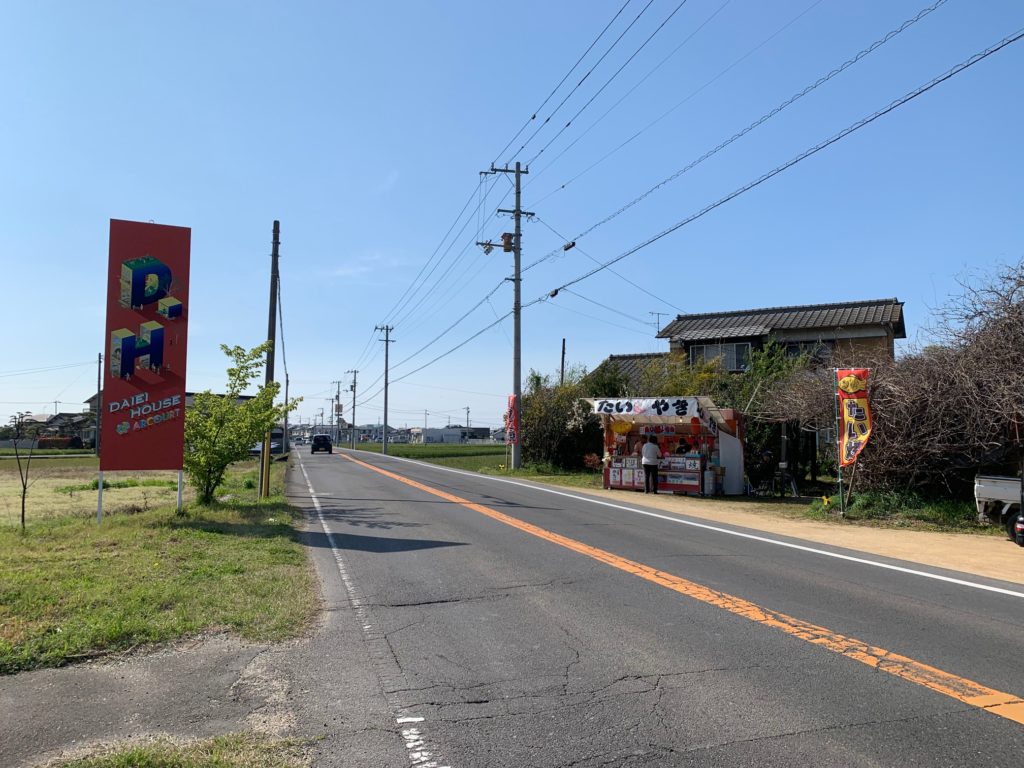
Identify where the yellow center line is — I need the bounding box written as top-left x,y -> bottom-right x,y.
337,452 -> 1024,726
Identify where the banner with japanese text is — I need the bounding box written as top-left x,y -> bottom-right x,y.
504,394 -> 519,445
836,368 -> 872,467
100,219 -> 191,470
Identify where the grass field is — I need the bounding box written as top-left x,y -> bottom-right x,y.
0,458 -> 316,674
54,733 -> 308,768
0,456 -> 189,526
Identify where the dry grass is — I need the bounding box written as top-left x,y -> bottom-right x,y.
47,733 -> 309,767
0,460 -> 193,526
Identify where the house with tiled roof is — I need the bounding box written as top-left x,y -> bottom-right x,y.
656,298 -> 905,371
594,299 -> 905,389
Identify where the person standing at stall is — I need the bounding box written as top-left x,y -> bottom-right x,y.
641,434 -> 662,494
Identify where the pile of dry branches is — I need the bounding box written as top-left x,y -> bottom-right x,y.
758,261 -> 1024,495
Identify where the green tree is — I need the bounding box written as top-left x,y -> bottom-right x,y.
184,342 -> 299,505
8,412 -> 37,533
521,366 -> 602,470
583,360 -> 629,398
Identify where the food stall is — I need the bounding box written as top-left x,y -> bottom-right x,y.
586,396 -> 745,496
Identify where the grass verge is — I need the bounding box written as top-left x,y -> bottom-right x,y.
52,733 -> 308,768
805,488 -> 990,533
0,459 -> 317,674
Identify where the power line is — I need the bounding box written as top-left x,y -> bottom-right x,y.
350,18 -> 1020,399
386,174 -> 505,329
534,216 -> 682,310
559,287 -> 654,329
524,0 -> 946,273
529,0 -> 826,206
534,27 -> 1024,299
525,0 -> 734,188
0,361 -> 94,378
492,0 -> 635,165
523,0 -> 693,166
390,175 -> 511,329
544,295 -> 655,337
509,0 -> 658,163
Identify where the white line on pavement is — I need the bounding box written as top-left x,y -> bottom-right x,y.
348,451 -> 1024,601
297,457 -> 452,768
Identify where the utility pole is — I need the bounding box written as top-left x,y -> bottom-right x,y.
259,220 -> 280,500
465,406 -> 470,428
346,369 -> 358,449
560,338 -> 566,387
374,325 -> 394,455
331,380 -> 343,443
479,162 -> 531,469
424,410 -> 429,432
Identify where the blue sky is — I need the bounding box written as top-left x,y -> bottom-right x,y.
2,1 -> 1021,430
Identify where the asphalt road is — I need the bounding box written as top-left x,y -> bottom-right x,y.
295,449 -> 1024,767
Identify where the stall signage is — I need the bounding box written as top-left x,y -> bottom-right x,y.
836,368 -> 872,466
590,397 -> 698,418
504,394 -> 520,445
101,219 -> 191,471
640,424 -> 676,435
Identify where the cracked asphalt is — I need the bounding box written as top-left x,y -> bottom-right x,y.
4,449 -> 1024,767
295,449 -> 1024,767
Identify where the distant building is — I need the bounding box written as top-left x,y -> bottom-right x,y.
597,298 -> 906,392
657,298 -> 906,370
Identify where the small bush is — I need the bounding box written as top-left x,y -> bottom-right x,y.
37,437 -> 73,450
845,489 -> 977,527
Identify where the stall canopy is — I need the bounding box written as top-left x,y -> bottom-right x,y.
585,396 -> 733,435
585,396 -> 744,495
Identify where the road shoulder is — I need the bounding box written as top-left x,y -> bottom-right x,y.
549,484 -> 1024,586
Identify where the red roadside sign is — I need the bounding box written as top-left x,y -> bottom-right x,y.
100,219 -> 191,471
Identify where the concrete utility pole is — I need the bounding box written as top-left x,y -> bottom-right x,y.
259,220 -> 281,500
331,380 -> 343,443
374,325 -> 394,455
346,369 -> 358,449
479,162 -> 531,469
465,406 -> 470,428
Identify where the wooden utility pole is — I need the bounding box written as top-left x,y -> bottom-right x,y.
259,220 -> 280,499
560,338 -> 566,386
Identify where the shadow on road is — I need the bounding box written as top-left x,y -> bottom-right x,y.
300,527 -> 466,553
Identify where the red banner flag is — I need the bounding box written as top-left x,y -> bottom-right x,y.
836,368 -> 872,467
504,394 -> 520,445
100,220 -> 191,471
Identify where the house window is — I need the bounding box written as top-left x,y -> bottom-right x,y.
689,342 -> 751,371
784,341 -> 834,361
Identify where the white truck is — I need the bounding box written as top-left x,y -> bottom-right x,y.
974,474 -> 1023,544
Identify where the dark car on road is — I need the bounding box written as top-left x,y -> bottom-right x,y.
311,434 -> 333,454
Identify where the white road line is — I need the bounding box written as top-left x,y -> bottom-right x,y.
297,457 -> 452,768
344,451 -> 1024,601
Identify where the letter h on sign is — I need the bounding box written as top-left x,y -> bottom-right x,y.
110,322 -> 165,378
110,255 -> 174,378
